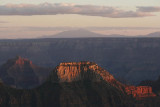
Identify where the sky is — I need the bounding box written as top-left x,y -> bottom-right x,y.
0,0 -> 160,38
1,0 -> 160,6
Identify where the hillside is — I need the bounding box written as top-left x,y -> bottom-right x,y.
0,56 -> 50,89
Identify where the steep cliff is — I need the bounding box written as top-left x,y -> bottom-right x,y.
48,61 -> 157,99
48,61 -> 125,91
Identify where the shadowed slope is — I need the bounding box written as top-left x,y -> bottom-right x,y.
0,56 -> 50,89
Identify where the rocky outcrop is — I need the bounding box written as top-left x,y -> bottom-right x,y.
139,76 -> 160,95
48,61 -> 157,98
0,56 -> 50,89
15,56 -> 33,65
125,86 -> 156,98
57,62 -> 114,82
48,61 -> 125,91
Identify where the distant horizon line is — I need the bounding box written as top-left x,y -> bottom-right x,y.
0,29 -> 160,40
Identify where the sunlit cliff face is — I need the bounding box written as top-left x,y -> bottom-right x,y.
125,86 -> 156,99
48,61 -> 157,98
48,61 -> 126,93
49,61 -> 115,82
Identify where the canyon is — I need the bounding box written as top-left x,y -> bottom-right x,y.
0,57 -> 159,106
0,61 -> 132,107
1,38 -> 160,85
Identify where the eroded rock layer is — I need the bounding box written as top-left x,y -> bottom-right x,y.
48,61 -> 157,99
48,61 -> 125,91
125,86 -> 156,99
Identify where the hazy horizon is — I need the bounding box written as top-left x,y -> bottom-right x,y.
0,0 -> 160,38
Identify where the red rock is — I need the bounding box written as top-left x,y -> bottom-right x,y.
49,61 -> 125,91
0,56 -> 50,89
125,86 -> 156,99
15,56 -> 32,65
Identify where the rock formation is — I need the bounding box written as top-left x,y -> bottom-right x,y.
48,61 -> 125,91
125,86 -> 156,99
48,61 -> 157,99
0,60 -> 159,106
0,56 -> 50,89
139,76 -> 160,95
54,62 -> 114,82
0,61 -> 134,107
